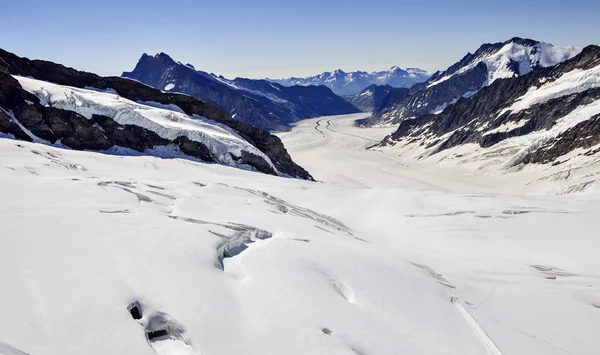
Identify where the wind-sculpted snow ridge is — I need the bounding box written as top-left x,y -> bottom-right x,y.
367,37 -> 581,126
14,76 -> 276,173
375,45 -> 600,193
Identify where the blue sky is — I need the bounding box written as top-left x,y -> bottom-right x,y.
1,0 -> 599,79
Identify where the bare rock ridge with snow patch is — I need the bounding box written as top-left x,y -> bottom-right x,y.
365,37 -> 581,126
0,48 -> 312,180
122,53 -> 361,131
342,84 -> 397,112
375,44 -> 600,187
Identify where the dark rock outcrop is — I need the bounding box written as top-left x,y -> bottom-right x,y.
122,53 -> 360,131
0,49 -> 313,180
524,114 -> 600,164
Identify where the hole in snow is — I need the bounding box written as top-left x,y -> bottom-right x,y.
147,329 -> 169,340
128,302 -> 143,320
322,328 -> 334,335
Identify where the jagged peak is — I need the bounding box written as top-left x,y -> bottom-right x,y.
504,36 -> 541,47
136,52 -> 177,66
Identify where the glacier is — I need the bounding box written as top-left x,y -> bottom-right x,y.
1,112 -> 599,355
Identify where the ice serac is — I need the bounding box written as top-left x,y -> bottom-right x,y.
0,48 -> 313,180
366,37 -> 581,126
270,66 -> 430,96
122,53 -> 360,131
376,45 -> 600,178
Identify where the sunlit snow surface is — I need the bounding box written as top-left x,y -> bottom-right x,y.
1,113 -> 599,355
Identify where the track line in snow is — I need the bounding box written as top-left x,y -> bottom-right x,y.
410,262 -> 502,354
450,296 -> 503,355
0,340 -> 29,355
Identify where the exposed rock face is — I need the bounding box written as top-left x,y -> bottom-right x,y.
0,73 -> 215,160
0,49 -> 313,180
366,37 -> 581,126
524,114 -> 600,165
343,84 -> 395,112
270,67 -> 430,96
122,53 -> 360,131
377,45 -> 600,169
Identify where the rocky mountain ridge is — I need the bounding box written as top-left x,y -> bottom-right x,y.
374,44 -> 600,189
123,53 -> 360,131
0,48 -> 313,180
343,84 -> 396,112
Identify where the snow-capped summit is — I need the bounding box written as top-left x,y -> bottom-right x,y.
426,37 -> 580,88
367,37 -> 582,126
270,66 -> 430,96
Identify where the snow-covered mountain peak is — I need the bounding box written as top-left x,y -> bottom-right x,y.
270,66 -> 430,95
367,37 -> 582,126
428,38 -> 581,88
376,44 -> 600,178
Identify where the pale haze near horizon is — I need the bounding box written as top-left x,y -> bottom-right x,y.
1,0 -> 599,79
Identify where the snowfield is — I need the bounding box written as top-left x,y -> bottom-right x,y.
1,113 -> 599,355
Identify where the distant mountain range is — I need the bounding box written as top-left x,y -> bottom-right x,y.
122,53 -> 360,131
364,37 -> 581,126
268,67 -> 430,96
374,43 -> 600,190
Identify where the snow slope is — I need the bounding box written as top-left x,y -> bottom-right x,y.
1,113 -> 599,355
13,75 -> 276,173
500,65 -> 600,115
